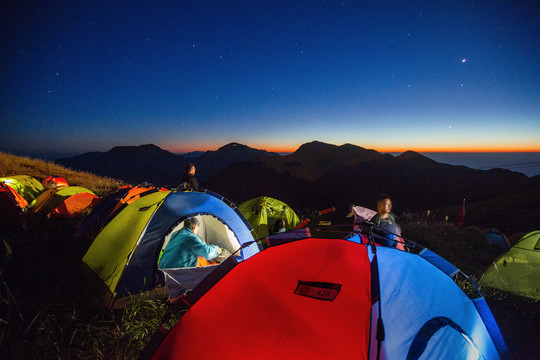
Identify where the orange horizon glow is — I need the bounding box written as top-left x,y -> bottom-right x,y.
167,142 -> 540,154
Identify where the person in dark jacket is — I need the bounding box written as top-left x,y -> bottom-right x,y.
181,162 -> 199,191
371,194 -> 402,248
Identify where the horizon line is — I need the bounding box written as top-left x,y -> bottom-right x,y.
172,144 -> 540,154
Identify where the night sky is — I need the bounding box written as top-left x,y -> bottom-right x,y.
1,1 -> 539,159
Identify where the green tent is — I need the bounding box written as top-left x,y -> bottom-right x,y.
237,196 -> 300,240
82,190 -> 259,306
83,191 -> 169,298
480,230 -> 540,300
0,175 -> 44,206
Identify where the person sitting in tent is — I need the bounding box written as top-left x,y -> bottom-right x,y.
371,194 -> 403,249
159,217 -> 222,269
181,162 -> 199,191
273,219 -> 287,234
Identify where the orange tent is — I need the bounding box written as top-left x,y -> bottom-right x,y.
48,192 -> 100,218
31,186 -> 99,218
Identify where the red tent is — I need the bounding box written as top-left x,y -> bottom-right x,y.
43,175 -> 69,188
153,238 -> 372,359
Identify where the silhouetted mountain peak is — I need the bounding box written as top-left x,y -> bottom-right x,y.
293,141 -> 385,160
190,143 -> 278,183
106,144 -> 177,158
396,150 -> 429,160
263,141 -> 389,180
198,143 -> 277,162
294,141 -> 337,156
217,142 -> 259,153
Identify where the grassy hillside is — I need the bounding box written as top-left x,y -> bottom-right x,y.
0,152 -> 125,196
1,152 -> 538,358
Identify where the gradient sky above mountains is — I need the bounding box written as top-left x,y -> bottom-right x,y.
1,1 -> 539,158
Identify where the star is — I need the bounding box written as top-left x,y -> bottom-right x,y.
461,58 -> 467,63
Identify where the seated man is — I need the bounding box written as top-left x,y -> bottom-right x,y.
159,217 -> 222,269
371,194 -> 403,249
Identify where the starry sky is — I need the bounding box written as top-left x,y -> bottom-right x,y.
1,1 -> 539,159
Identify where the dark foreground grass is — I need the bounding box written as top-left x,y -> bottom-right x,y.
1,218 -> 185,359
1,215 -> 539,359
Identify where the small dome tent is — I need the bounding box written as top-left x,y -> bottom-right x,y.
480,230 -> 540,300
237,196 -> 301,239
83,190 -> 258,306
0,175 -> 44,206
30,186 -> 99,218
42,175 -> 69,188
483,228 -> 510,250
148,234 -> 506,360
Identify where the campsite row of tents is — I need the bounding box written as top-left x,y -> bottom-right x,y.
78,186 -> 516,359
0,175 -> 100,231
2,174 -> 538,358
72,185 -> 508,359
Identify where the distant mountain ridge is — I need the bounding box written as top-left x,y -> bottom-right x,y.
55,142 -> 278,186
195,142 -> 279,183
56,144 -> 186,187
204,142 -> 536,233
261,141 -> 392,181
53,141 -> 538,233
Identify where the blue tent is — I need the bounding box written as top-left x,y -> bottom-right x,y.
371,245 -> 504,359
483,228 -> 510,250
83,190 -> 259,304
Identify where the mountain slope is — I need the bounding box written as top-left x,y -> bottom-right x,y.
55,142 -> 279,187
56,144 -> 186,187
205,144 -> 534,233
195,143 -> 279,183
261,141 -> 391,181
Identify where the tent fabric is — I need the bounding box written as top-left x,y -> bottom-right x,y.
83,190 -> 259,300
109,186 -> 156,214
483,228 -> 510,250
372,246 -> 500,360
83,191 -> 168,297
473,297 -> 508,356
153,238 -> 372,360
75,186 -> 132,240
237,196 -> 301,239
0,183 -> 28,209
43,175 -> 69,188
418,248 -> 459,277
76,185 -> 162,240
152,237 -> 504,360
161,266 -> 218,298
480,230 -> 540,300
0,175 -> 44,205
30,186 -> 97,217
0,183 -> 27,231
47,192 -> 100,218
